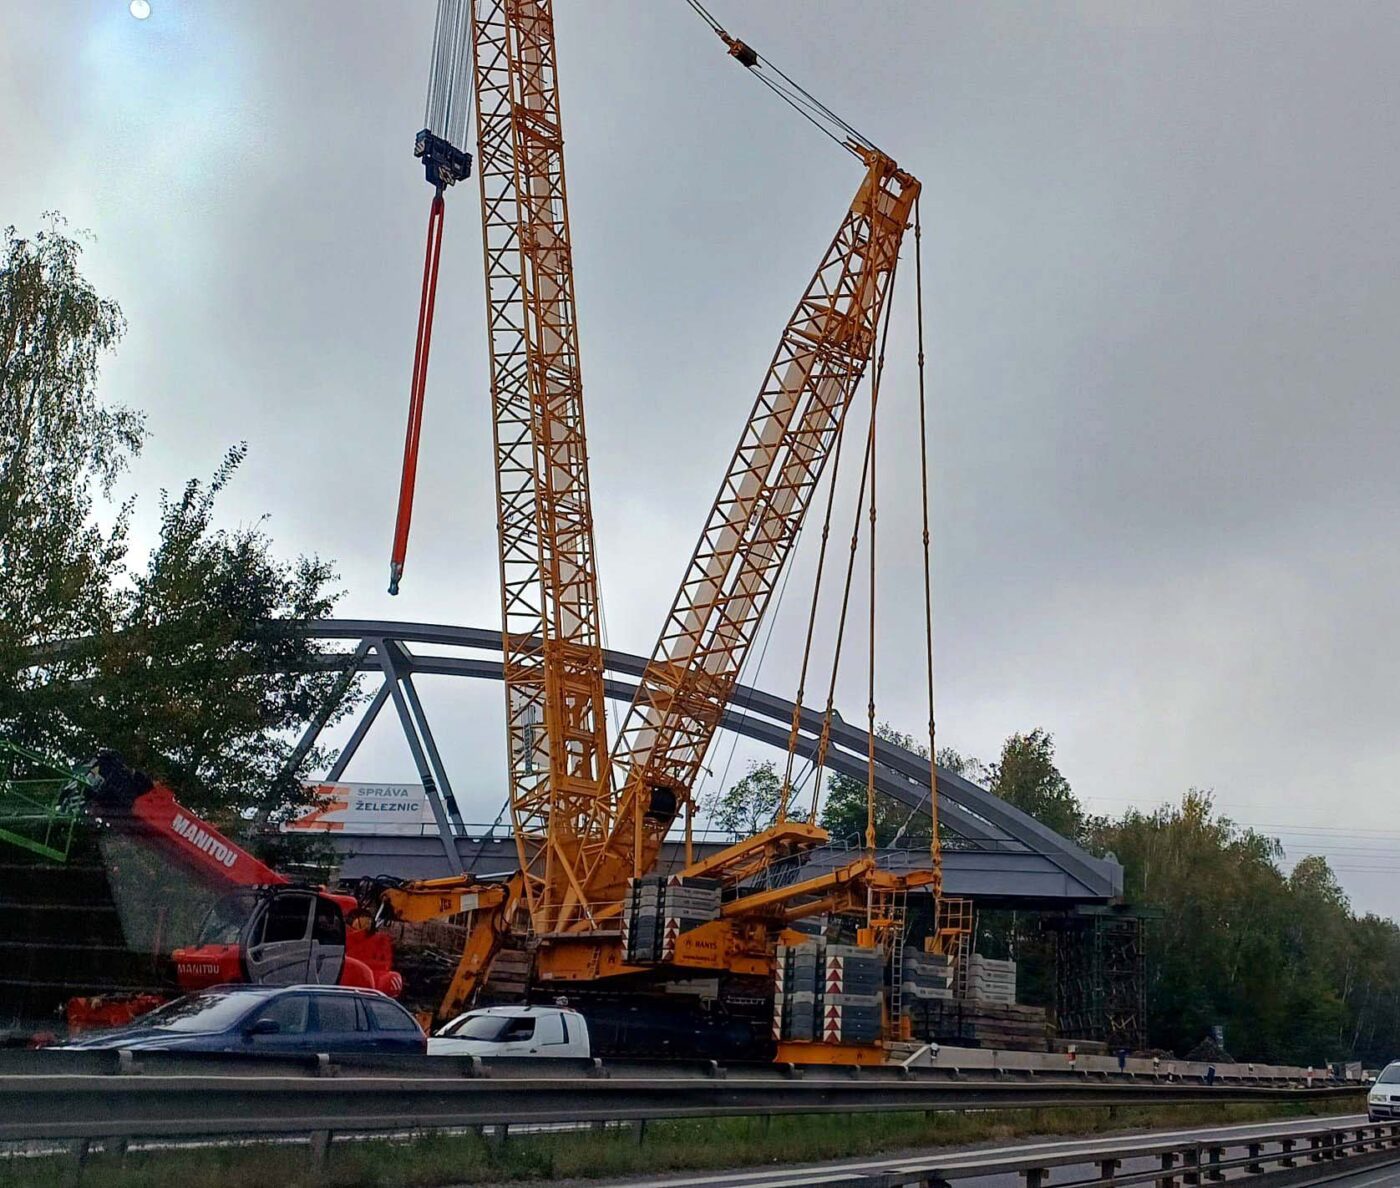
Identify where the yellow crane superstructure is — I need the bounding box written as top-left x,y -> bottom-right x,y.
377,0 -> 966,1064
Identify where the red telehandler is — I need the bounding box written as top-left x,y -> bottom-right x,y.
66,753 -> 399,1031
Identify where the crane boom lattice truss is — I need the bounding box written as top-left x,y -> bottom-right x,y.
471,0 -> 610,936
585,152 -> 921,915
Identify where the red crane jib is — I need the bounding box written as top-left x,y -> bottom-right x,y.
121,781 -> 285,887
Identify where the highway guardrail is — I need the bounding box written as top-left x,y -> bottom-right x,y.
0,1049 -> 1364,1164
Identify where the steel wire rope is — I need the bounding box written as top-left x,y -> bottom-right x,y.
912,196 -> 942,902
808,259 -> 902,824
681,0 -> 878,156
425,0 -> 472,146
864,299 -> 880,856
691,535 -> 803,849
776,376 -> 856,824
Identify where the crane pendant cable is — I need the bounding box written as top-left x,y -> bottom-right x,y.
388,0 -> 474,595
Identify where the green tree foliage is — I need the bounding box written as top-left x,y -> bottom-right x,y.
987,728 -> 1084,842
1,221 -> 139,737
0,221 -> 352,840
1085,792 -> 1400,1066
703,760 -> 785,840
818,724 -> 935,848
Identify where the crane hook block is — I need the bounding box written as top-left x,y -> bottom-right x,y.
727,39 -> 759,69
415,129 -> 473,189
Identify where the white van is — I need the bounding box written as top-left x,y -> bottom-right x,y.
428,1005 -> 589,1058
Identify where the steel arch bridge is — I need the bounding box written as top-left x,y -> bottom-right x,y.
294,620 -> 1123,907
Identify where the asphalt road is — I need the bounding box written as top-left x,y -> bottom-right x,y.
603,1114 -> 1375,1188
1311,1170 -> 1400,1188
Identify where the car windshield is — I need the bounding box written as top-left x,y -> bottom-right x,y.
135,991 -> 265,1033
1378,1064 -> 1400,1084
438,1013 -> 518,1041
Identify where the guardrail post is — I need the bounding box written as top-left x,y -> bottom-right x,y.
1308,1135 -> 1323,1162
1204,1145 -> 1224,1181
1158,1150 -> 1178,1188
1099,1157 -> 1121,1179
1246,1142 -> 1263,1174
1182,1146 -> 1201,1186
309,1129 -> 332,1168
634,1120 -> 648,1147
1279,1138 -> 1296,1167
1021,1167 -> 1047,1188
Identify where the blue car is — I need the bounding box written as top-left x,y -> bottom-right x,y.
57,984 -> 425,1054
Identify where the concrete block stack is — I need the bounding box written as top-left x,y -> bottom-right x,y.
773,939 -> 822,1041
899,948 -> 954,1040
622,874 -> 721,964
901,948 -> 955,1002
772,940 -> 887,1045
823,943 -> 884,1044
967,954 -> 1017,1005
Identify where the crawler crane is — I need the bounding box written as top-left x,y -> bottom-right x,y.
374,0 -> 967,1063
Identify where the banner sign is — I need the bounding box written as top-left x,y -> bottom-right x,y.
285,782 -> 435,835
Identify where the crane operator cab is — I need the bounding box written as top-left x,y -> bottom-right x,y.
176,888 -> 347,991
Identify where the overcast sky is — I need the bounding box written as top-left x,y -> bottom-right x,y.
5,2 -> 1399,915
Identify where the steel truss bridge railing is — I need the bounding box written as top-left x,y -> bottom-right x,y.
290,620 -> 1124,906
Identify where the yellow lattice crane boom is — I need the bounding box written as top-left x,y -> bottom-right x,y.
471,0 -> 611,937
580,154 -> 920,919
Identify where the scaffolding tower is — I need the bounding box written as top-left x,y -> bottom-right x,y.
1050,904 -> 1157,1051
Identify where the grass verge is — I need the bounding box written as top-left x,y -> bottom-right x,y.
0,1097 -> 1363,1188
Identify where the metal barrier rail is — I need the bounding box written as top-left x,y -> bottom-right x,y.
813,1120 -> 1400,1188
0,1049 -> 1363,1156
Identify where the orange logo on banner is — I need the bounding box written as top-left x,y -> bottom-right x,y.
288,785 -> 350,832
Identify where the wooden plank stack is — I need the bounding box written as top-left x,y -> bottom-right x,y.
959,999 -> 1050,1051
478,948 -> 531,1003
